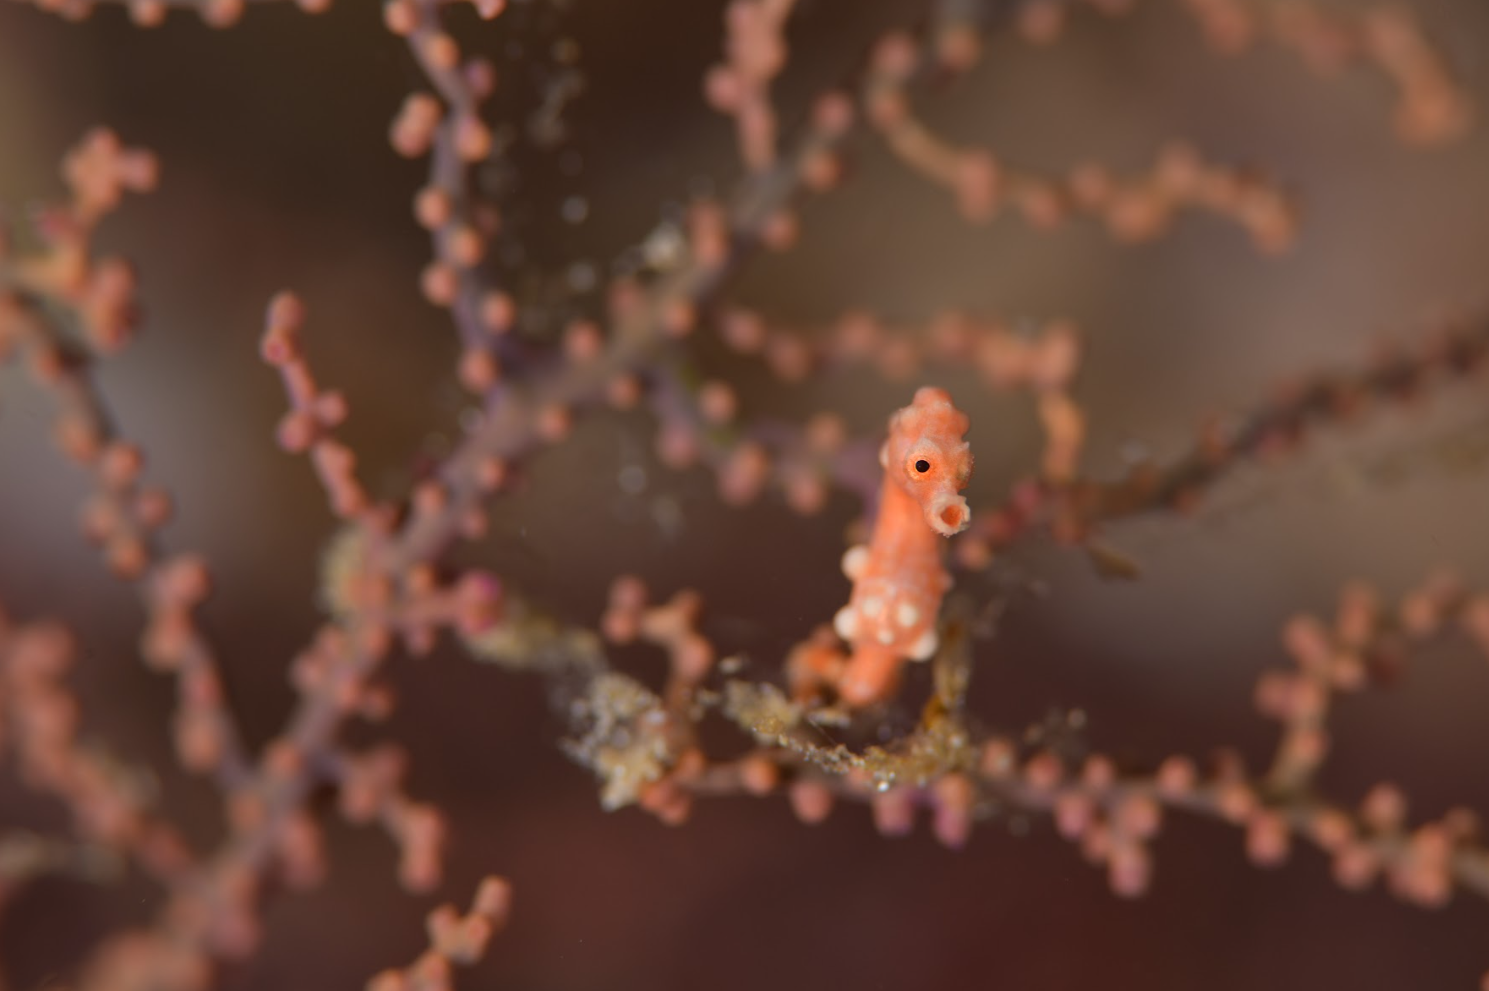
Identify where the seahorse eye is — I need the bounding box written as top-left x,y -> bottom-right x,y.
914,459 -> 930,473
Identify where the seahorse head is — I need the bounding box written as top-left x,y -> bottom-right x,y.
879,386 -> 973,537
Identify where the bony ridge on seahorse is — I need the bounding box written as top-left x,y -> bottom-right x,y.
791,386 -> 973,707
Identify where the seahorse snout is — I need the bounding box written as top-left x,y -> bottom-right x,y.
925,492 -> 970,536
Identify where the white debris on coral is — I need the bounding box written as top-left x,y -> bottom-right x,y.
563,672 -> 677,810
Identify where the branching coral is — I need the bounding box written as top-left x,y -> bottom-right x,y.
1,0 -> 1487,988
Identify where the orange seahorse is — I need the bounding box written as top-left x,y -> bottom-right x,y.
799,387 -> 972,706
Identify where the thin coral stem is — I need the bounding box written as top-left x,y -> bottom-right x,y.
682,747 -> 1489,903
0,609 -> 199,888
705,0 -> 800,172
692,574 -> 1489,908
864,30 -> 1296,248
0,135 -> 252,797
957,312 -> 1489,564
392,0 -> 523,367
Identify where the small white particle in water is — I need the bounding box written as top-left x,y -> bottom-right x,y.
618,464 -> 646,495
642,224 -> 685,269
561,196 -> 589,224
567,261 -> 597,293
651,496 -> 684,539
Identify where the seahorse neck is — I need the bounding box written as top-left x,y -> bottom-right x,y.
869,476 -> 941,566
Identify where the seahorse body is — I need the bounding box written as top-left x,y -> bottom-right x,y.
832,387 -> 972,705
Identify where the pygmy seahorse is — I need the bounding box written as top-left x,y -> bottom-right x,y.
831,386 -> 972,705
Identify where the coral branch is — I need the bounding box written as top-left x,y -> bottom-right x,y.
1,2 -> 1486,988
705,575 -> 1489,914
260,292 -> 371,521
705,0 -> 799,171
955,312 -> 1489,566
13,0 -> 327,28
1016,0 -> 1473,145
865,31 -> 1296,249
386,0 -> 516,372
1,132 -> 250,795
0,607 -> 197,887
365,876 -> 512,991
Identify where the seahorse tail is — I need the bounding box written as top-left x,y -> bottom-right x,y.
838,643 -> 903,707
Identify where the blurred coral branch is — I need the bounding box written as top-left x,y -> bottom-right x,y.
1,0 -> 1486,988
